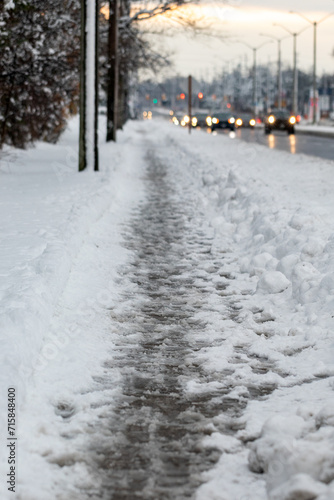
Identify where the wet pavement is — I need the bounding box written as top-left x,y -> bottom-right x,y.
83,141 -> 274,499
233,127 -> 334,161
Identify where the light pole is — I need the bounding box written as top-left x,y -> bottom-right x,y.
290,11 -> 334,124
260,33 -> 290,109
238,40 -> 273,117
273,24 -> 310,115
221,58 -> 234,105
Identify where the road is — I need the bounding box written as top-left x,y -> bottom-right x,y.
218,127 -> 334,161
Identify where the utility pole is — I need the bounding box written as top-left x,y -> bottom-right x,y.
79,0 -> 99,171
276,40 -> 282,108
252,48 -> 256,116
188,75 -> 192,134
106,0 -> 119,142
313,21 -> 317,123
94,0 -> 99,171
238,40 -> 273,117
79,0 -> 87,171
260,33 -> 290,109
273,23 -> 310,115
289,11 -> 334,123
293,33 -> 297,116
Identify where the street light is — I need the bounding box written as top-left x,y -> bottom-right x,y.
238,40 -> 273,116
259,33 -> 290,109
290,10 -> 334,123
273,23 -> 310,115
221,58 -> 235,104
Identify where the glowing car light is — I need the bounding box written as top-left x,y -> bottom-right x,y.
236,118 -> 243,126
289,116 -> 296,124
228,117 -> 235,124
183,115 -> 190,124
249,119 -> 256,126
206,116 -> 212,126
212,118 -> 219,124
268,115 -> 275,124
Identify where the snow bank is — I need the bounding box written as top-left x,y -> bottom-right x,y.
249,409 -> 334,499
159,122 -> 334,499
0,119 -> 108,395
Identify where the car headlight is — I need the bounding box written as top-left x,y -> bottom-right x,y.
228,117 -> 235,124
206,116 -> 212,126
180,120 -> 186,127
268,115 -> 275,124
236,118 -> 243,126
289,116 -> 296,124
192,117 -> 198,126
249,119 -> 256,126
183,115 -> 190,124
212,117 -> 219,124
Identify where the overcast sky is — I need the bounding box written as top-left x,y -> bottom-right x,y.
144,0 -> 334,80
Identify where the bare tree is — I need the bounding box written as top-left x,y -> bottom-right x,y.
105,0 -> 197,142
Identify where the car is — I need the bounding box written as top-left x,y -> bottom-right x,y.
173,114 -> 190,127
177,114 -> 197,128
193,113 -> 211,128
235,113 -> 256,128
264,110 -> 296,135
207,112 -> 236,131
143,110 -> 152,120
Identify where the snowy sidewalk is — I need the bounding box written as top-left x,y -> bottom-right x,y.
1,118 -> 334,499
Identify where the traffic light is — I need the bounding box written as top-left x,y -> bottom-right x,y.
180,93 -> 186,100
198,92 -> 204,99
153,98 -> 158,104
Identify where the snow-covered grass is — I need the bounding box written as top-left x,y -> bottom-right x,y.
0,117 -> 148,498
1,116 -> 334,499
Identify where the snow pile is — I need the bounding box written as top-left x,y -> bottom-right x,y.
0,118 -> 113,396
249,409 -> 334,500
158,123 -> 334,499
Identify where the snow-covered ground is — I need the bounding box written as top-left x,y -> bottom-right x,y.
1,116 -> 334,499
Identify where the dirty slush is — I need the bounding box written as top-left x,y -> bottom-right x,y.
82,144 -> 271,500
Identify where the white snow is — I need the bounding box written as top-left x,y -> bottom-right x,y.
1,115 -> 334,499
